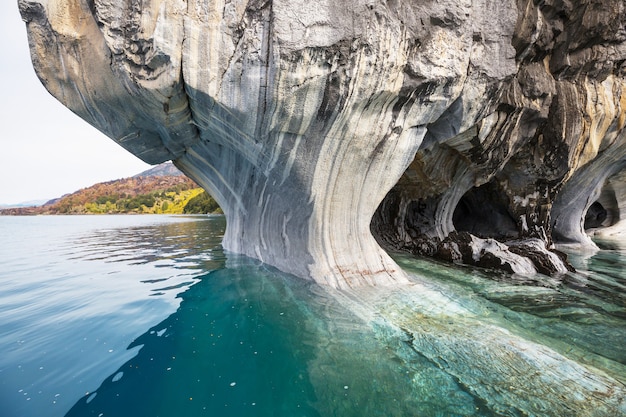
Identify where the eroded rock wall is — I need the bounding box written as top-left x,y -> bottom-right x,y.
20,0 -> 626,286
372,0 -> 626,274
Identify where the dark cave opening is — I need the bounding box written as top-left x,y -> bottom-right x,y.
583,173 -> 622,232
404,198 -> 438,238
584,201 -> 608,230
453,182 -> 518,240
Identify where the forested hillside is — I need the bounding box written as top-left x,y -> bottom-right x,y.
1,164 -> 221,215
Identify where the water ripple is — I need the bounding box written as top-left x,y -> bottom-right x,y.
0,215 -> 226,417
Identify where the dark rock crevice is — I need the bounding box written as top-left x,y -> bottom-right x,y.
581,169 -> 625,236
452,181 -> 518,241
584,201 -> 609,230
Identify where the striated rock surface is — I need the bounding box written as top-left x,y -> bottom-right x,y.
19,0 -> 626,287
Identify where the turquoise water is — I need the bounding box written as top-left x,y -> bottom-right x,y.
0,215 -> 624,416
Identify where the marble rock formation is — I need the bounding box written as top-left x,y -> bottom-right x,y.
20,0 -> 625,288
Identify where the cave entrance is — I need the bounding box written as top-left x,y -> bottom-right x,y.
452,181 -> 518,240
584,201 -> 608,229
583,182 -> 619,232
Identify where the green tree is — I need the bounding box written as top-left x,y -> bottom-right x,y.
183,191 -> 220,214
95,194 -> 118,205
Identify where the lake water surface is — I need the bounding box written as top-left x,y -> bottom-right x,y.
0,215 -> 624,417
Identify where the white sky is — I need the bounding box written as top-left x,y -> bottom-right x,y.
0,2 -> 151,205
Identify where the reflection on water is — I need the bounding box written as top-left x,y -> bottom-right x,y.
65,259 -> 321,417
1,215 -> 624,417
0,215 -> 225,417
65,256 -> 494,417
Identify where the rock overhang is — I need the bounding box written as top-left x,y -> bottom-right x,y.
19,0 -> 626,287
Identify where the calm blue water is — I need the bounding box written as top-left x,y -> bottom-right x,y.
0,215 -> 624,417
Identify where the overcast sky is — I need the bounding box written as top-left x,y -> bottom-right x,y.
0,2 -> 151,205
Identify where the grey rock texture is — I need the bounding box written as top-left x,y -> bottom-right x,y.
19,0 -> 626,287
